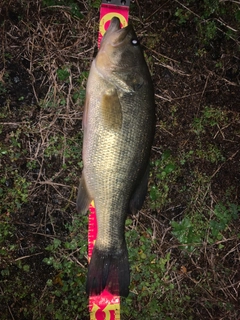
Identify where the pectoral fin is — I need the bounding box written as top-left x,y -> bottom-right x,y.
101,89 -> 122,130
76,172 -> 92,215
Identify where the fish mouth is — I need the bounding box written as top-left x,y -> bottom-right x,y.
105,17 -> 132,46
107,17 -> 121,32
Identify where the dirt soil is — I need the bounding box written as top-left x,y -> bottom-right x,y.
0,0 -> 240,319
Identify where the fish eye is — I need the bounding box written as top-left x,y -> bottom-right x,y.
131,39 -> 139,46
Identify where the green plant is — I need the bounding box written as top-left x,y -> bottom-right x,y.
0,127 -> 30,212
174,0 -> 239,44
39,89 -> 65,110
57,68 -> 70,82
42,0 -> 84,19
199,20 -> 217,42
190,142 -> 225,164
39,217 -> 89,319
149,150 -> 179,210
121,222 -> 194,319
0,217 -> 89,319
192,106 -> 227,135
0,82 -> 7,95
72,71 -> 88,105
0,213 -> 16,269
235,9 -> 240,22
91,0 -> 101,9
175,8 -> 191,24
0,166 -> 30,212
209,203 -> 239,243
171,202 -> 239,251
42,132 -> 82,178
171,215 -> 206,252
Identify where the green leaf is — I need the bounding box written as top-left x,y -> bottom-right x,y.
164,163 -> 176,174
57,68 -> 70,81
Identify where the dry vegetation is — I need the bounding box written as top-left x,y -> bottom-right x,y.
0,0 -> 240,319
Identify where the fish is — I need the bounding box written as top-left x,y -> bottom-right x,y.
76,17 -> 155,297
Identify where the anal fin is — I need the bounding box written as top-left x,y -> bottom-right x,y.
129,164 -> 149,214
76,172 -> 92,214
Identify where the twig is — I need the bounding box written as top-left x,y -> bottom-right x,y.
214,18 -> 238,32
0,122 -> 29,125
15,252 -> 43,261
219,0 -> 240,5
211,150 -> 239,178
156,62 -> 191,76
156,124 -> 174,136
155,93 -> 172,102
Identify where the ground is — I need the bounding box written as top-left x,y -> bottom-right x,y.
0,1 -> 240,319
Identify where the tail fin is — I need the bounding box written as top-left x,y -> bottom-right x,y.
86,244 -> 130,297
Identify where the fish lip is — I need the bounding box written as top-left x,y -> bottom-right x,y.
108,17 -> 121,32
105,17 -> 132,47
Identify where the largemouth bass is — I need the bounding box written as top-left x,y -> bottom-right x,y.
77,17 -> 155,297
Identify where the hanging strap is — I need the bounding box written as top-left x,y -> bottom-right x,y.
88,2 -> 130,319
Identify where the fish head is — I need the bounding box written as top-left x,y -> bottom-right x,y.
95,17 -> 148,91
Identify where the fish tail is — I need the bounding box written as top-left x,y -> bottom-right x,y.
86,243 -> 130,297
